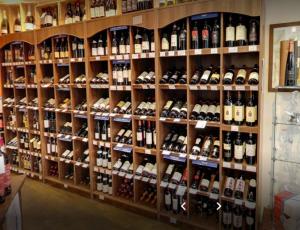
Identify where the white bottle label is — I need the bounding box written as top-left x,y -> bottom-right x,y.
246,106 -> 257,123
14,25 -> 21,32
98,47 -> 105,56
201,179 -> 210,188
200,104 -> 209,114
201,70 -> 211,81
172,172 -> 182,183
136,165 -> 144,174
234,106 -> 244,122
92,48 -> 98,56
234,145 -> 244,160
97,158 -> 103,167
226,26 -> 235,42
224,72 -> 233,80
97,182 -> 103,191
207,105 -> 216,114
225,177 -> 235,190
146,132 -> 152,145
237,69 -> 246,80
99,6 -> 105,17
142,41 -> 149,51
151,42 -> 155,52
44,120 -> 49,128
161,38 -> 169,50
246,144 -> 256,157
25,23 -> 34,31
171,35 -> 177,48
236,25 -> 247,41
112,47 -> 117,54
135,44 -> 142,54
119,45 -> 126,54
137,132 -> 143,141
235,179 -> 245,192
224,105 -> 233,121
172,197 -> 178,210
47,143 -> 51,154
165,193 -> 171,205
223,143 -> 231,151
126,45 -> 130,54
249,72 -> 259,81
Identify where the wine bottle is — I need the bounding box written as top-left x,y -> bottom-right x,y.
223,65 -> 235,84
246,92 -> 257,127
202,20 -> 210,48
14,12 -> 22,33
211,19 -> 220,48
191,21 -> 199,49
226,15 -> 235,47
211,139 -> 220,158
142,29 -> 150,53
136,121 -> 143,147
212,105 -> 220,122
0,153 -> 6,203
190,69 -> 201,84
191,137 -> 202,156
248,64 -> 259,85
234,91 -> 245,125
233,205 -> 243,230
202,136 -> 213,157
245,208 -> 256,230
200,66 -> 212,84
224,91 -> 233,124
169,101 -> 183,118
164,188 -> 172,210
101,120 -> 108,141
160,100 -> 173,117
235,66 -> 247,85
145,121 -> 153,149
170,24 -> 178,51
223,202 -> 232,229
234,132 -> 244,163
205,104 -> 216,121
224,174 -> 235,197
249,20 -> 258,45
178,23 -> 186,50
190,104 -> 201,120
223,132 -> 233,162
247,179 -> 256,202
209,69 -> 220,84
119,32 -> 126,54
198,102 -> 208,120
246,133 -> 256,165
1,10 -> 9,35
161,33 -> 169,51
97,35 -> 105,55
236,16 -> 247,46
191,169 -> 201,189
111,31 -> 118,55
200,171 -> 210,192
285,40 -> 297,86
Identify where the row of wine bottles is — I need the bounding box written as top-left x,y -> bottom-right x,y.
96,172 -> 113,194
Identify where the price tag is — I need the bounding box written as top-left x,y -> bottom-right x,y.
235,85 -> 245,91
210,48 -> 218,54
117,85 -> 123,91
82,164 -> 89,168
210,85 -> 218,91
246,165 -> 256,172
234,163 -> 243,170
179,153 -> 187,158
162,150 -> 170,155
149,52 -> 155,58
140,115 -> 147,119
112,170 -> 118,175
116,143 -> 124,148
160,52 -> 166,57
100,168 -> 105,173
196,120 -> 207,129
118,171 -> 125,177
150,179 -> 157,184
159,117 -> 166,121
189,85 -> 197,90
70,58 -> 75,62
116,55 -> 123,60
75,162 -> 81,166
99,195 -> 105,200
123,114 -> 131,118
141,53 -> 146,58
160,181 -> 168,188
231,125 -> 239,132
142,177 -> 149,182
199,156 -> 208,161
145,149 -> 151,155
234,199 -> 243,205
200,85 -> 207,90
105,142 -> 110,148
83,138 -> 88,142
168,51 -> 175,56
189,188 -> 198,194
250,85 -> 258,91
126,174 -> 133,179
110,55 -> 115,60
132,54 -> 139,59
228,47 -> 238,53
174,118 -> 180,122
189,155 -> 197,160
248,45 -> 258,52
209,193 -> 219,200
134,175 -> 142,180
177,50 -> 186,56
96,56 -> 101,60
223,162 -> 231,168
124,54 -> 130,59
125,86 -> 131,91
110,85 -> 116,90
168,85 -> 176,89
194,49 -> 202,55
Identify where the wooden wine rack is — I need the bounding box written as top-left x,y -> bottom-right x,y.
0,0 -> 262,229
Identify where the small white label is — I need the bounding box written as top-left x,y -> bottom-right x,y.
160,52 -> 166,57
228,47 -> 238,53
177,50 -> 186,56
211,48 -> 218,54
168,85 -> 176,90
174,118 -> 180,122
248,45 -> 258,52
189,85 -> 197,90
194,49 -> 202,55
199,156 -> 208,161
235,85 -> 245,91
189,155 -> 197,160
234,163 -> 243,170
231,125 -> 239,132
162,150 -> 170,155
223,162 -> 231,168
246,165 -> 256,172
196,120 -> 207,129
168,51 -> 175,56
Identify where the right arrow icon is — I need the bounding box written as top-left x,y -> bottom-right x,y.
217,202 -> 221,210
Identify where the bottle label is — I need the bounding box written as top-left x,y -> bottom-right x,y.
146,132 -> 152,145
224,72 -> 233,80
246,106 -> 257,123
165,193 -> 171,205
163,101 -> 173,110
91,8 -> 95,18
192,146 -> 201,153
119,45 -> 126,54
249,72 -> 259,81
14,25 -> 22,32
236,25 -> 247,41
44,120 -> 50,128
171,34 -> 177,48
92,47 -> 98,56
223,212 -> 232,225
201,178 -> 210,188
203,139 -> 211,150
202,29 -> 209,41
234,145 -> 244,160
25,23 -> 34,31
224,105 -> 233,121
200,104 -> 209,114
47,143 -> 51,154
226,26 -> 235,42
246,216 -> 255,225
151,42 -> 155,52
212,31 -> 219,44
99,6 -> 105,17
98,47 -> 105,55
112,47 -> 117,54
172,197 -> 178,210
223,143 -> 231,151
192,30 -> 198,41
102,159 -> 108,168
134,44 -> 142,54
137,131 -> 143,141
192,104 -> 201,113
214,140 -> 220,146
53,19 -> 57,27
172,172 -> 182,183
207,105 -> 216,114
142,41 -> 149,52
246,144 -> 256,157
45,15 -> 53,25
234,106 -> 244,122
233,215 -> 243,228
249,30 -> 257,43
136,165 -> 144,174
225,177 -> 235,190
237,69 -> 247,79
97,182 -> 103,191
211,73 -> 220,80
235,178 -> 245,192
161,38 -> 169,50
212,181 -> 219,190
101,133 -> 107,141
201,70 -> 211,81
117,70 -> 123,83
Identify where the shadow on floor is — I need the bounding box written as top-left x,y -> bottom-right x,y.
21,179 -> 180,230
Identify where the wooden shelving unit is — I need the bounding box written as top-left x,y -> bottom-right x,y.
0,0 -> 262,228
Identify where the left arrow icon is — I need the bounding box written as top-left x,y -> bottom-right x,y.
181,202 -> 186,211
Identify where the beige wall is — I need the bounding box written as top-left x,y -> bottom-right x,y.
260,0 -> 300,214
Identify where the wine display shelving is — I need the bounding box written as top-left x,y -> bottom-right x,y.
0,0 -> 262,229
